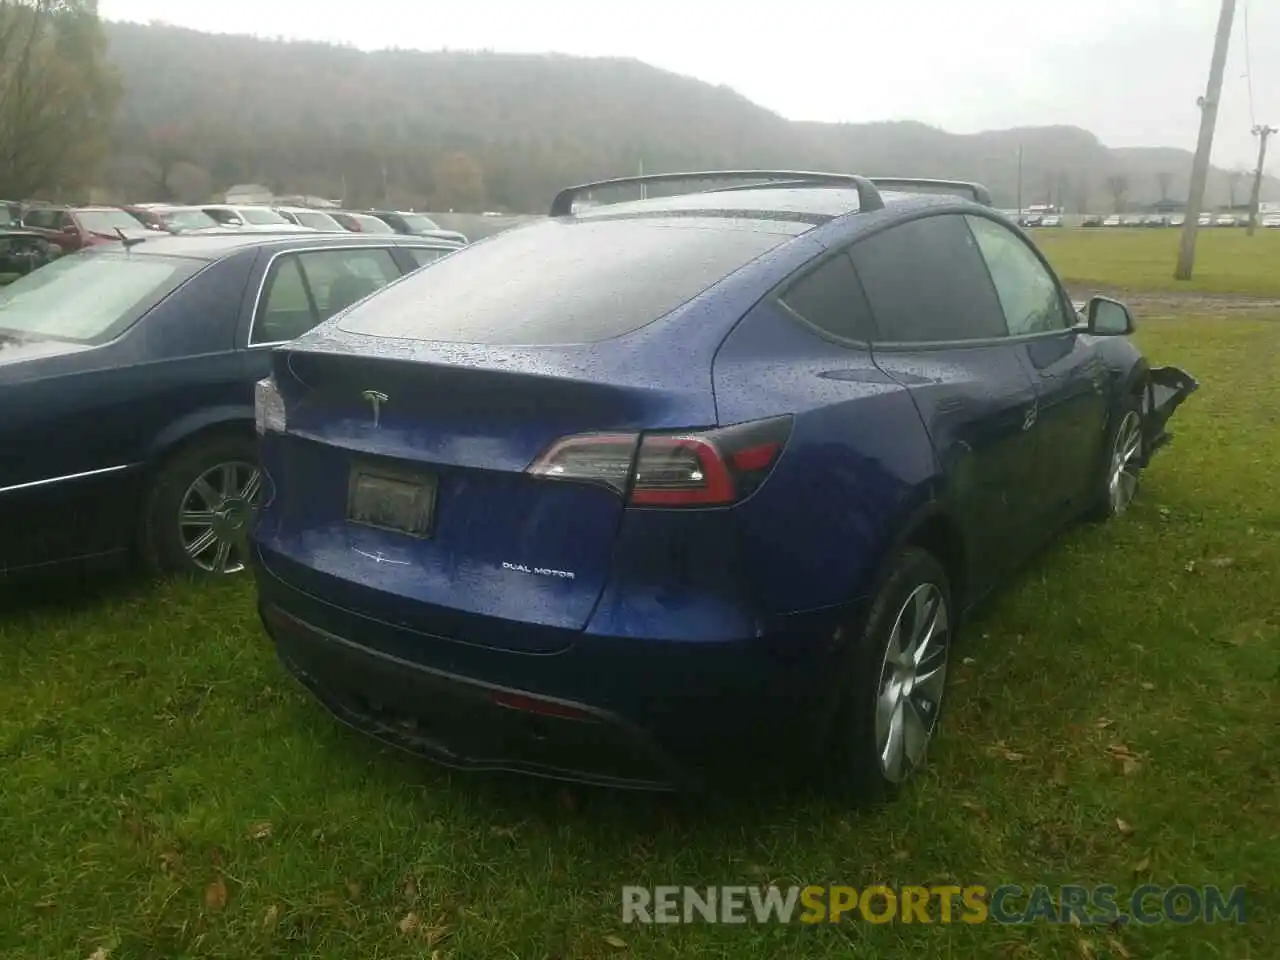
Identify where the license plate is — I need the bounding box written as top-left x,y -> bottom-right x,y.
346,467 -> 436,537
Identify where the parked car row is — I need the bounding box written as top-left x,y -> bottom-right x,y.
4,202 -> 470,250
1079,212 -> 1275,228
0,171 -> 1200,799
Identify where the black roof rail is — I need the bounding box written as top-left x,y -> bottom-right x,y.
865,178 -> 993,206
549,170 -> 885,217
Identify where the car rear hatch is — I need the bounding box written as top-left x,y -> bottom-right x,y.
256,344 -> 717,653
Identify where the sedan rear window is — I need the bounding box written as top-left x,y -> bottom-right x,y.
338,218 -> 793,345
241,208 -> 289,225
0,252 -> 198,344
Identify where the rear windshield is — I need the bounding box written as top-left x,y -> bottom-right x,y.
395,213 -> 439,232
338,218 -> 792,345
354,215 -> 395,234
76,209 -> 145,234
294,211 -> 340,230
242,207 -> 289,225
0,252 -> 198,344
163,209 -> 219,230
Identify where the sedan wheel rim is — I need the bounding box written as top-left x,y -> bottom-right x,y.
874,582 -> 949,784
178,460 -> 262,574
1108,411 -> 1143,515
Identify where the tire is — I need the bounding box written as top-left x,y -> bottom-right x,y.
141,433 -> 263,578
824,547 -> 953,801
1087,392 -> 1145,522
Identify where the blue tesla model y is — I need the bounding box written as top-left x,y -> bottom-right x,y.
250,171 -> 1197,795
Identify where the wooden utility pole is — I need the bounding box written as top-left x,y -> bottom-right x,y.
1245,124 -> 1276,236
1175,0 -> 1236,281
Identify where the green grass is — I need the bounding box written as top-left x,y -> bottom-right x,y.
2,316 -> 1278,957
1033,227 -> 1280,297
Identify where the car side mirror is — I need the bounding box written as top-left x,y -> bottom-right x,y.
1086,296 -> 1135,336
62,223 -> 78,234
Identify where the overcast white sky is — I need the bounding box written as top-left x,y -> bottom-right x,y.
100,0 -> 1276,170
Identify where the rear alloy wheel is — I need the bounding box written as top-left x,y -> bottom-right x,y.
827,547 -> 952,799
143,435 -> 263,577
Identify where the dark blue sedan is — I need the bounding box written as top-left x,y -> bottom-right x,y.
0,231 -> 459,581
250,172 -> 1197,795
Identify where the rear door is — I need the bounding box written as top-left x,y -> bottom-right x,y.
965,215 -> 1109,520
854,213 -> 1043,585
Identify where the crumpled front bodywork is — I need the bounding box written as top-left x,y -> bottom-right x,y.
1142,365 -> 1199,462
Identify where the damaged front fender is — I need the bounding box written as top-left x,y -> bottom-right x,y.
1142,366 -> 1199,462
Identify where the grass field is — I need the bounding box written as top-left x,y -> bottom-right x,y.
1033,227 -> 1280,298
1,231 -> 1277,959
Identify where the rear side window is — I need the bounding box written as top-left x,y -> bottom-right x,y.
338,218 -> 791,345
253,248 -> 401,344
850,214 -> 1006,343
778,252 -> 876,341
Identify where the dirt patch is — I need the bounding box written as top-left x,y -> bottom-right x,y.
1065,284 -> 1280,318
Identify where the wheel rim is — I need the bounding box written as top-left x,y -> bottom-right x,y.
178,460 -> 262,574
874,583 -> 949,784
1108,411 -> 1143,515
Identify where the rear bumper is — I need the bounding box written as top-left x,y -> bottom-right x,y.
255,553 -> 856,790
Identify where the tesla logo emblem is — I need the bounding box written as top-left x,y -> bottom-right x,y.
354,547 -> 408,565
361,390 -> 389,428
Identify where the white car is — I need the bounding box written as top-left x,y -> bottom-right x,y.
1214,214 -> 1238,227
1198,213 -> 1213,226
1039,215 -> 1062,227
1102,215 -> 1122,226
274,206 -> 346,231
1260,214 -> 1280,229
201,205 -> 316,232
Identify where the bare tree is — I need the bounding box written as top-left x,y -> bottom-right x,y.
1157,171 -> 1174,201
1105,174 -> 1130,213
1227,169 -> 1246,208
0,0 -> 119,198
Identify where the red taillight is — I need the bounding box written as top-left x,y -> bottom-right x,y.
527,416 -> 792,508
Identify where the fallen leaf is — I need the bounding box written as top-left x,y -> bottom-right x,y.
424,920 -> 453,946
1000,749 -> 1026,762
398,911 -> 420,934
1077,938 -> 1096,959
1209,556 -> 1234,568
262,903 -> 280,928
1121,757 -> 1141,776
1139,682 -> 1155,691
249,821 -> 273,840
159,851 -> 181,874
892,849 -> 910,861
1095,718 -> 1113,729
962,656 -> 976,666
1115,818 -> 1134,837
1107,936 -> 1132,958
603,934 -> 628,949
204,876 -> 228,912
403,876 -> 419,902
86,949 -> 109,960
490,825 -> 518,839
1133,856 -> 1151,873
33,899 -> 56,913
1184,560 -> 1196,573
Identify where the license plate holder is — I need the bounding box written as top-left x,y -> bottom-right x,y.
346,464 -> 436,538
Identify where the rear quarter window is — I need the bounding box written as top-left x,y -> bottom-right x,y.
337,217 -> 794,345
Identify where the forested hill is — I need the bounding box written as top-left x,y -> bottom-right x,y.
100,21 -> 1274,212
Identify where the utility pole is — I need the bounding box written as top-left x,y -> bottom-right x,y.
1175,0 -> 1236,281
1246,124 -> 1276,236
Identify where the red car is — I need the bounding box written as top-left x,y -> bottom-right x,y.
20,206 -> 151,252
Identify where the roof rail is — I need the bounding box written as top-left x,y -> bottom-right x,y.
549,170 -> 885,217
865,178 -> 993,206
